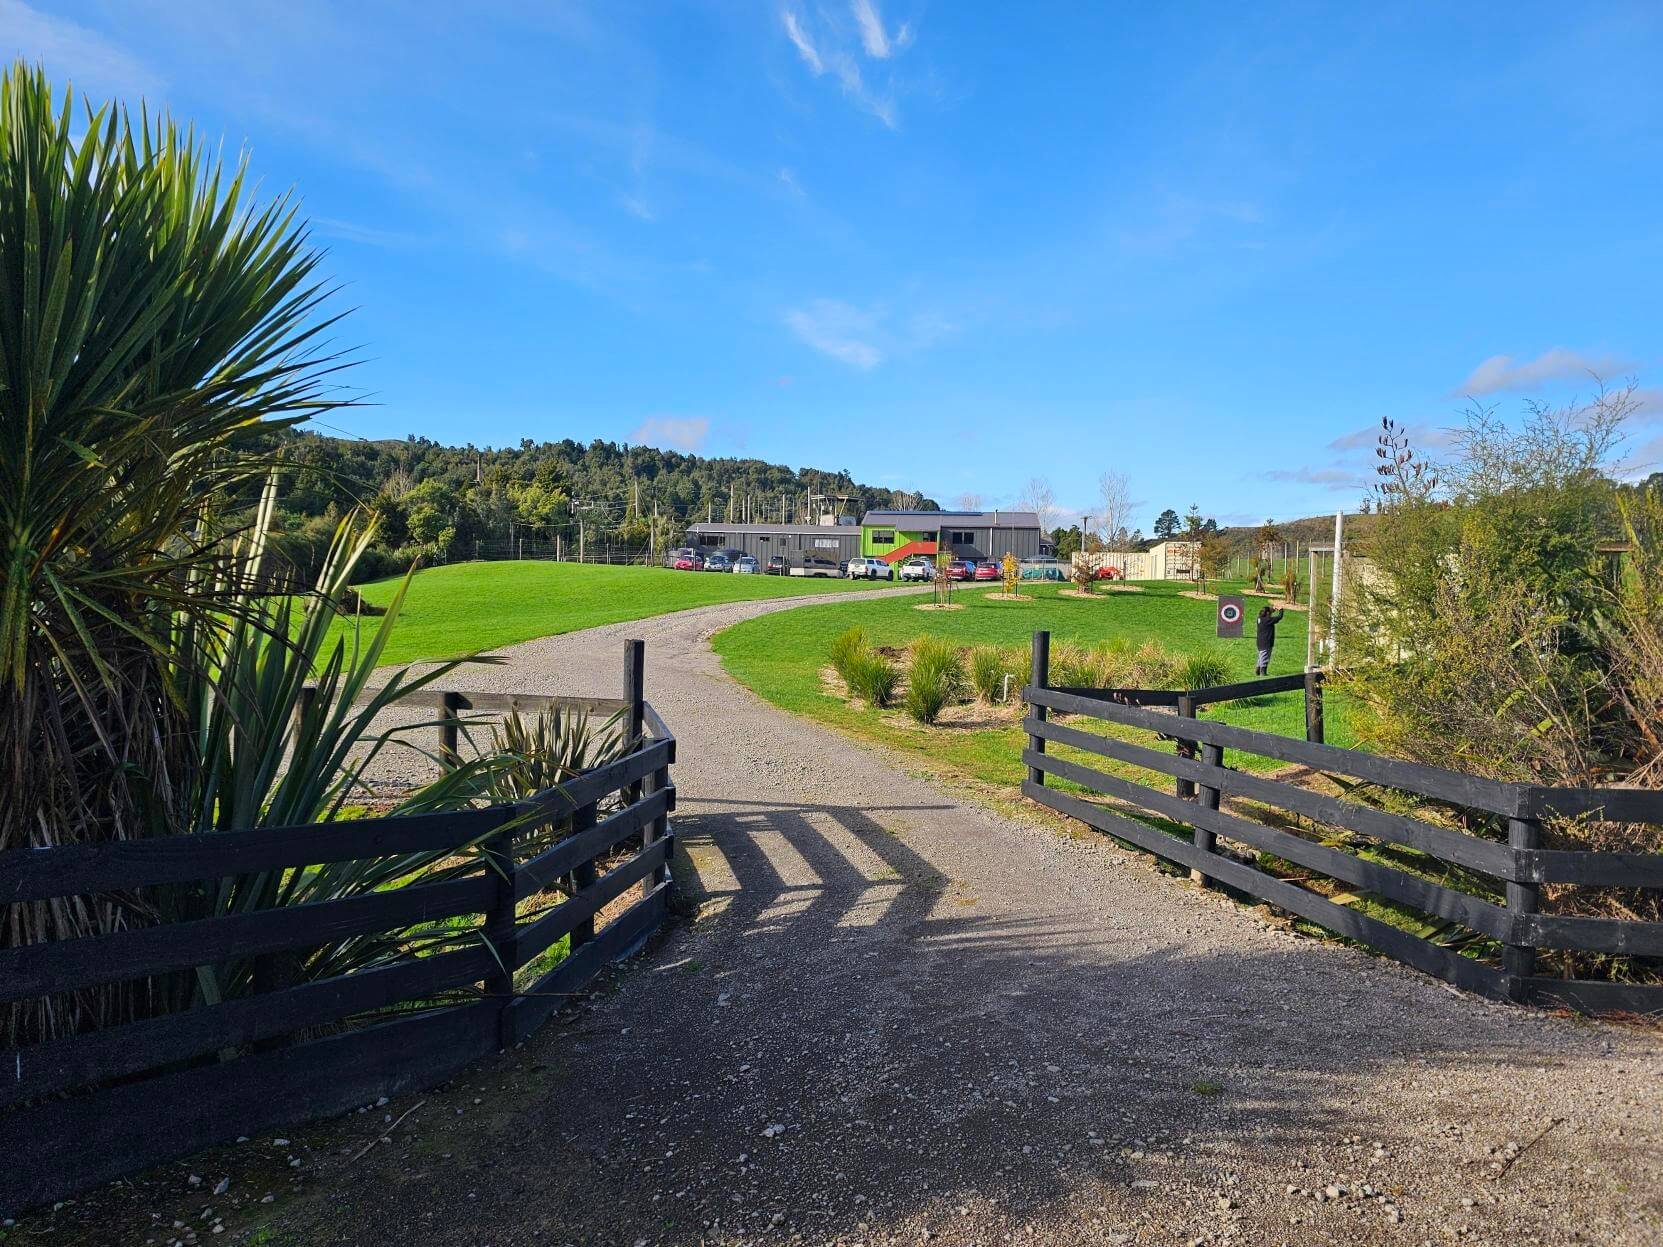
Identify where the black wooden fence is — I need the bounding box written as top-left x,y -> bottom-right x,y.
0,641 -> 674,1215
1023,630 -> 1663,1016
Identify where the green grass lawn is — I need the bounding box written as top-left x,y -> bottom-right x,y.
713,579 -> 1349,800
337,560 -> 910,667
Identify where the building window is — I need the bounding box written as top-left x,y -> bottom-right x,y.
698,534 -> 720,547
872,530 -> 895,544
950,530 -> 975,545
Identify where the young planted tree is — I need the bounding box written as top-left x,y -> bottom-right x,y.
1001,550 -> 1021,596
1097,470 -> 1133,553
1252,518 -> 1281,591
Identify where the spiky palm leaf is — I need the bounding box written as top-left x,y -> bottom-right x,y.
0,61 -> 347,1043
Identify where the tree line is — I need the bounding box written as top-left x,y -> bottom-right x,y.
256,428 -> 939,581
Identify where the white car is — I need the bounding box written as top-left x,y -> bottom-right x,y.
845,557 -> 893,581
732,555 -> 760,574
898,557 -> 934,582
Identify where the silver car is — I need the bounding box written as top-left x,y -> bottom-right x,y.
732,555 -> 760,574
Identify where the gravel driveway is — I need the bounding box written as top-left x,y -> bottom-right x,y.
241,592 -> 1663,1245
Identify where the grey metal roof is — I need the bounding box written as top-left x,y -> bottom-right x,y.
686,522 -> 860,535
860,509 -> 1043,528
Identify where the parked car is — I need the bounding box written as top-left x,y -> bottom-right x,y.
790,555 -> 840,578
898,557 -> 934,582
973,560 -> 1002,581
733,555 -> 760,574
666,547 -> 697,568
945,560 -> 972,581
765,554 -> 789,576
703,552 -> 732,573
672,552 -> 704,571
845,557 -> 893,581
1095,564 -> 1123,580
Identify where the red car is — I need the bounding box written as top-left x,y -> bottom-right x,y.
1095,564 -> 1123,580
672,554 -> 704,571
973,561 -> 1001,581
945,560 -> 972,581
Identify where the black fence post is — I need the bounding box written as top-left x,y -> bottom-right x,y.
1503,814 -> 1542,1001
1175,694 -> 1198,801
623,639 -> 658,898
1027,631 -> 1050,788
569,802 -> 599,949
1304,671 -> 1325,744
1191,742 -> 1223,886
482,818 -> 518,1047
439,691 -> 464,770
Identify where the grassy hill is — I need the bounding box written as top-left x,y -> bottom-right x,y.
1210,510 -> 1380,557
332,561 -> 907,667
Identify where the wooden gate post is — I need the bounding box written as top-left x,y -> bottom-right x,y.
439,691 -> 464,770
1174,694 -> 1198,801
1191,742 -> 1223,886
1027,631 -> 1050,788
1304,671 -> 1325,744
1503,814 -> 1542,1001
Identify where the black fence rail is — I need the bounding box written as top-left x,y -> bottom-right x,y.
1022,630 -> 1663,1017
0,641 -> 674,1215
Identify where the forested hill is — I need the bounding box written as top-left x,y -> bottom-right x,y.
258,428 -> 936,579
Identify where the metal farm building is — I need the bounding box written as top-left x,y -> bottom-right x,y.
685,509 -> 1053,571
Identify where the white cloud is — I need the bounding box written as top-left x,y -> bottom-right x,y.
781,10 -> 823,74
779,5 -> 903,128
777,167 -> 805,198
631,416 -> 710,452
1326,420 -> 1458,453
1458,347 -> 1628,396
785,299 -> 884,369
783,298 -> 956,369
311,216 -> 428,249
1260,466 -> 1368,491
851,0 -> 912,59
1,0 -> 164,98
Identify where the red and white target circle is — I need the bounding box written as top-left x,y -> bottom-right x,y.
1219,602 -> 1243,625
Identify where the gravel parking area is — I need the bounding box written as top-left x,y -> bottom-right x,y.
62,590 -> 1663,1246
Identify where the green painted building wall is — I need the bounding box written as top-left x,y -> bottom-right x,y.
860,524 -> 934,558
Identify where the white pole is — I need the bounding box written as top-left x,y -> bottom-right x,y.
1329,510 -> 1344,669
1306,545 -> 1316,672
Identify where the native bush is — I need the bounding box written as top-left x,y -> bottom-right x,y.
830,626 -> 871,685
845,651 -> 901,708
1178,650 -> 1232,691
904,636 -> 967,724
969,646 -> 1009,702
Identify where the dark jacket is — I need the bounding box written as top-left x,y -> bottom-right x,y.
1256,608 -> 1284,648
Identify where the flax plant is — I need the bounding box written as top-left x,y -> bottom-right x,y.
2,61 -> 342,1042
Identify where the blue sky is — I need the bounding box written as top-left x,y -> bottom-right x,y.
7,2 -> 1662,530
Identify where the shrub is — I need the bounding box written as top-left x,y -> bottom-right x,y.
904,636 -> 967,724
1178,650 -> 1232,691
969,646 -> 1009,702
1131,641 -> 1182,689
1047,640 -> 1093,687
845,651 -> 900,708
830,626 -> 871,685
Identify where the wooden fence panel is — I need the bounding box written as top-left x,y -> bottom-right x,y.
1020,631 -> 1663,1014
1,644 -> 678,1216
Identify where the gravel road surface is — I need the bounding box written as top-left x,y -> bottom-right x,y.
197,592 -> 1663,1245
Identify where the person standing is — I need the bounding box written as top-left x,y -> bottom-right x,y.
1255,604 -> 1285,676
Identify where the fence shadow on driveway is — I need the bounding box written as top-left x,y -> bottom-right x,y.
45,791 -> 1656,1247
226,784 -> 1663,1247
